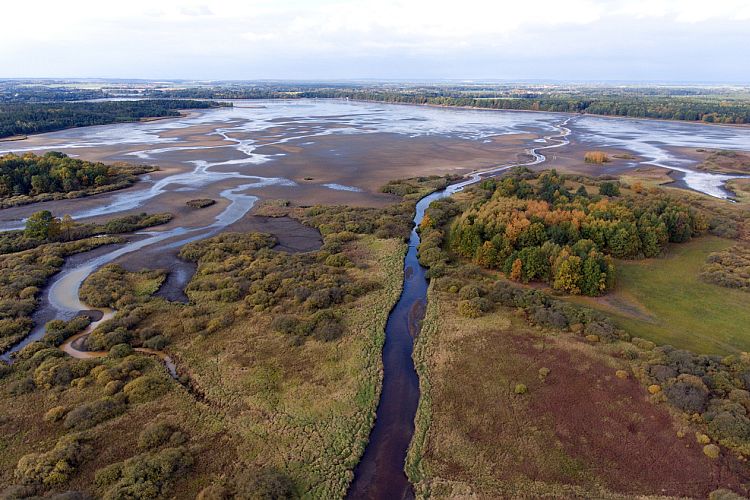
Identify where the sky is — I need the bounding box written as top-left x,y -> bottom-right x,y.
2,0 -> 750,82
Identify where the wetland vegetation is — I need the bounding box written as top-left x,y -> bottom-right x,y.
0,84 -> 749,499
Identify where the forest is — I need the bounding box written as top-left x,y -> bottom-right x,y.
0,152 -> 155,206
418,169 -> 706,296
0,99 -> 228,138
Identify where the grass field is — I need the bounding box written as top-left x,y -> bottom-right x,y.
571,235 -> 750,355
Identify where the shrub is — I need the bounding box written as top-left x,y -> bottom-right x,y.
458,285 -> 481,300
109,343 -> 133,358
123,375 -> 169,404
43,405 -> 68,423
34,357 -> 73,388
14,434 -> 90,487
457,299 -> 481,318
64,397 -> 125,430
96,447 -> 193,499
598,181 -> 621,197
137,422 -> 185,450
664,374 -> 710,413
514,383 -> 528,394
584,151 -> 610,164
8,377 -> 36,395
531,306 -> 569,330
186,198 -> 216,209
312,316 -> 344,342
143,335 -> 169,350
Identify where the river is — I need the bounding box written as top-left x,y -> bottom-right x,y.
347,118 -> 572,499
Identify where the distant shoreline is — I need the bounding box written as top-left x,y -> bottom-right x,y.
335,97 -> 750,130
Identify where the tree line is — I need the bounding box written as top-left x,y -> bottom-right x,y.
301,90 -> 750,124
0,99 -> 228,138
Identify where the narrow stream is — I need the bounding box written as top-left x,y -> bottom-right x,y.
347,119 -> 572,499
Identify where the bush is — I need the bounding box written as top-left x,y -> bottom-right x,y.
584,151 -> 610,164
457,299 -> 482,318
34,357 -> 73,388
96,447 -> 193,499
43,405 -> 68,423
123,375 -> 169,404
142,335 -> 169,350
186,198 -> 216,209
138,422 -> 186,450
8,377 -> 36,395
664,374 -> 710,413
109,343 -> 133,358
43,315 -> 91,347
14,434 -> 90,487
64,397 -> 125,430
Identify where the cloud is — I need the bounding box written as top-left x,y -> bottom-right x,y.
0,0 -> 748,80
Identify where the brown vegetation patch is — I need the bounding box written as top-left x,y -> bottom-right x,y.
525,334 -> 747,496
696,149 -> 750,175
414,296 -> 749,498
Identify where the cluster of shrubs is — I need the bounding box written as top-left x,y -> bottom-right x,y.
43,316 -> 91,347
700,245 -> 750,291
435,267 -> 621,340
380,175 -> 461,199
584,151 -> 610,164
13,434 -> 91,490
86,303 -> 167,351
442,169 -> 705,295
3,349 -> 178,494
302,203 -> 415,241
186,198 -> 216,208
639,346 -> 750,454
94,445 -> 193,499
179,232 -> 380,342
80,264 -> 167,308
1,211 -> 172,255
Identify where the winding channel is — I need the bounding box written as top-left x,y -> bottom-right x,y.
347,118 -> 572,499
0,175 -> 285,364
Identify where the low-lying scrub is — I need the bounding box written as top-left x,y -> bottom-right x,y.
701,244 -> 750,291
584,151 -> 610,164
186,198 -> 216,209
0,211 -> 172,255
80,264 -> 166,308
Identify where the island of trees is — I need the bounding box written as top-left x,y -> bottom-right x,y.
0,152 -> 156,207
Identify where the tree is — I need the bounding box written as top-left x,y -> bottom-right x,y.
509,258 -> 523,281
599,182 -> 621,197
553,251 -> 583,294
24,210 -> 60,240
60,214 -> 75,241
